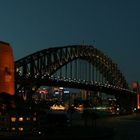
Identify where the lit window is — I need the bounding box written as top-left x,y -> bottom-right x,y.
33,117 -> 36,121
26,117 -> 30,121
19,117 -> 23,121
11,127 -> 16,131
11,117 -> 16,122
19,127 -> 24,131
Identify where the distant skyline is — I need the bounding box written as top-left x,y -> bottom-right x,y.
0,0 -> 140,84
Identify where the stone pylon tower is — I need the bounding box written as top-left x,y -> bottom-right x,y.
0,41 -> 15,95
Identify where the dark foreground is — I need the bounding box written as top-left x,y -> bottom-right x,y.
1,112 -> 140,140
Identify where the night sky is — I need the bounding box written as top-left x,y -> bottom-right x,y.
0,0 -> 140,85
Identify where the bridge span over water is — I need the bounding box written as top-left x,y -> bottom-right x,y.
15,45 -> 135,111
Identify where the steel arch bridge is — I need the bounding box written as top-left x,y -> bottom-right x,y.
15,45 -> 132,95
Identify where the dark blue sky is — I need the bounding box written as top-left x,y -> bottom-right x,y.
0,0 -> 140,84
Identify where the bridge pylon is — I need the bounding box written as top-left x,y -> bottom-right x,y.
0,41 -> 15,95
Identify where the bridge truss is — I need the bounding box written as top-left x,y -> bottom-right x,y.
15,45 -> 129,91
15,45 -> 135,111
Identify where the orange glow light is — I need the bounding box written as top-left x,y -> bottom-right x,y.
137,94 -> 140,109
0,41 -> 15,95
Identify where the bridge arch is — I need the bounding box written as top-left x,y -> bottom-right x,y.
15,45 -> 128,90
